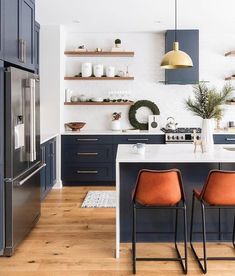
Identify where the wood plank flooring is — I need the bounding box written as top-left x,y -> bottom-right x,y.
0,187 -> 235,275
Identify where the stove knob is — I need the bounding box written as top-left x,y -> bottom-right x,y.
196,135 -> 200,140
181,136 -> 184,140
172,136 -> 175,140
167,135 -> 171,140
176,136 -> 179,140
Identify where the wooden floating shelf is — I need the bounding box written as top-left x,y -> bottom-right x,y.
64,102 -> 134,106
64,51 -> 134,57
225,76 -> 235,80
225,51 -> 235,57
64,76 -> 134,81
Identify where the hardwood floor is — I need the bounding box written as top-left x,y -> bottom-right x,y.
0,187 -> 235,276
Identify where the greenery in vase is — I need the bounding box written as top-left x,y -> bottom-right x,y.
185,82 -> 234,119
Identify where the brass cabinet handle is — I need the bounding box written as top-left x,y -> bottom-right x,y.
77,152 -> 98,156
127,138 -> 149,141
77,138 -> 98,141
77,170 -> 98,174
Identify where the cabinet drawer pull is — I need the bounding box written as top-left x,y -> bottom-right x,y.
226,138 -> 235,141
127,138 -> 149,141
77,139 -> 98,141
77,170 -> 98,174
77,152 -> 98,156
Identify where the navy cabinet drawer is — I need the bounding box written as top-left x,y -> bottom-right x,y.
62,144 -> 113,163
62,163 -> 112,182
214,135 -> 235,144
113,135 -> 165,144
62,135 -> 113,145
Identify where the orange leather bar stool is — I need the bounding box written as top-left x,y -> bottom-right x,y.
132,169 -> 188,274
190,170 -> 235,274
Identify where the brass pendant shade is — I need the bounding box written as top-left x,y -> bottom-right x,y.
160,0 -> 193,69
160,42 -> 193,69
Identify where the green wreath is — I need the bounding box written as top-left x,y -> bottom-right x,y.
129,100 -> 160,130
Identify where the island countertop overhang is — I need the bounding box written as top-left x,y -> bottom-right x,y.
116,144 -> 235,163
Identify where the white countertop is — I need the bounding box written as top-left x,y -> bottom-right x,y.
62,130 -> 164,135
41,133 -> 59,144
116,144 -> 235,163
214,130 -> 235,135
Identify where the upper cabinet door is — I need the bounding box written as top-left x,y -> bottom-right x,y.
3,0 -> 21,65
19,0 -> 35,70
165,30 -> 199,85
0,0 -> 3,60
34,21 -> 40,74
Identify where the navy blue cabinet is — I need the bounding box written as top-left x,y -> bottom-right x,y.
165,30 -> 199,84
0,0 -> 3,59
0,61 -> 4,253
214,134 -> 235,144
40,138 -> 56,201
19,0 -> 35,70
3,0 -> 35,70
61,134 -> 165,186
34,21 -> 40,74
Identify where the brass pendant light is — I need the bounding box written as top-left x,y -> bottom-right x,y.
161,0 -> 193,69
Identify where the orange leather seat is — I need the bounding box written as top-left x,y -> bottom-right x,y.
133,169 -> 185,206
193,170 -> 235,205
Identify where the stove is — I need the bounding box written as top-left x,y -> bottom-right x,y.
161,128 -> 202,143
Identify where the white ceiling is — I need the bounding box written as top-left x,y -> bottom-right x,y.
36,0 -> 235,33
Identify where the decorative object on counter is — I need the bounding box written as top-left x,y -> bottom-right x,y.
165,117 -> 178,131
111,112 -> 122,131
112,38 -> 125,52
65,122 -> 86,131
65,88 -> 73,102
95,48 -> 102,52
129,100 -> 160,130
75,45 -> 87,52
106,66 -> 115,77
185,82 -> 234,152
115,39 -> 122,48
91,97 -> 103,102
93,64 -> 104,77
193,129 -> 203,153
161,0 -> 193,69
148,115 -> 161,132
79,94 -> 87,102
71,96 -> 79,103
81,63 -> 92,77
132,143 -> 146,155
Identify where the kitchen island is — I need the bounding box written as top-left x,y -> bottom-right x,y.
115,144 -> 235,258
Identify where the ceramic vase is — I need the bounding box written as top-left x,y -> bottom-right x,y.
81,63 -> 92,77
111,120 -> 121,131
201,119 -> 214,152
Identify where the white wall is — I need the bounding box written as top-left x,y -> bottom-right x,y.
62,32 -> 235,130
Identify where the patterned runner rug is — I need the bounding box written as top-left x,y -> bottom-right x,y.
81,191 -> 116,208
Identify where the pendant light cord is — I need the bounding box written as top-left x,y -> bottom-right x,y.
175,0 -> 178,42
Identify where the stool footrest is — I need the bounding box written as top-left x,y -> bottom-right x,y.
136,257 -> 185,261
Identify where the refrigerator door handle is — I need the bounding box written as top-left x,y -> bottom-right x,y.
16,163 -> 46,187
25,79 -> 36,162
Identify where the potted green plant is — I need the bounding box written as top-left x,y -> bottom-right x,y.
185,82 -> 234,152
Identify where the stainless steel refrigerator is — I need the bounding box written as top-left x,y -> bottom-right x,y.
2,67 -> 44,256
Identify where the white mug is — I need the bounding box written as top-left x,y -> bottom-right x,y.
94,64 -> 104,77
132,143 -> 145,155
106,66 -> 115,77
82,63 -> 92,77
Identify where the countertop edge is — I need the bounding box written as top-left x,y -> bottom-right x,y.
41,134 -> 59,144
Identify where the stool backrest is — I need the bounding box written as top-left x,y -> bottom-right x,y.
200,170 -> 235,205
132,169 -> 185,206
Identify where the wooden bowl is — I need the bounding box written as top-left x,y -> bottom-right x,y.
65,122 -> 86,131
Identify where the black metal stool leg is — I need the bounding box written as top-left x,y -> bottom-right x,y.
218,208 -> 221,241
233,215 -> 235,249
183,203 -> 188,274
201,202 -> 207,274
132,203 -> 136,274
190,194 -> 207,274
